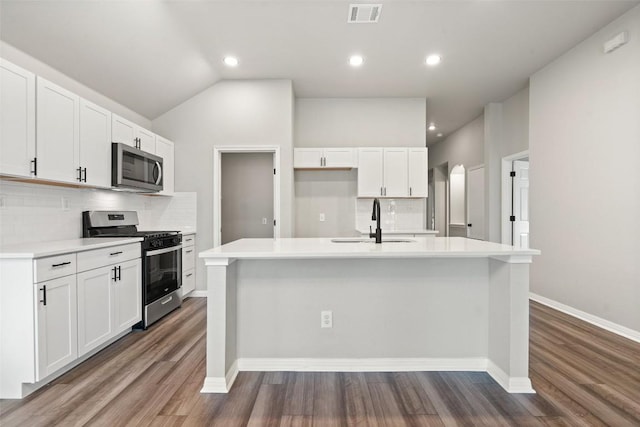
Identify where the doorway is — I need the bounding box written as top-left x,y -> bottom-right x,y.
466,165 -> 485,240
501,150 -> 529,247
213,146 -> 281,247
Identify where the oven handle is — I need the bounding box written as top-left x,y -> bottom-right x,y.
145,244 -> 182,257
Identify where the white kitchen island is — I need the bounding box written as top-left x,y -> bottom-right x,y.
199,237 -> 540,394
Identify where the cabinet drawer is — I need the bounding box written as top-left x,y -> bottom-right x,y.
34,253 -> 76,283
181,269 -> 195,297
182,246 -> 195,271
77,243 -> 140,273
182,234 -> 195,248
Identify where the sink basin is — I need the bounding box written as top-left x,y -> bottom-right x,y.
330,238 -> 415,243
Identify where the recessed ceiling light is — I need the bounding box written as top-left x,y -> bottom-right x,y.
223,56 -> 239,67
437,133 -> 443,137
426,54 -> 441,66
428,123 -> 436,131
349,55 -> 364,67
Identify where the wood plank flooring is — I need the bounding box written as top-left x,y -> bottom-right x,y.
2,298 -> 640,426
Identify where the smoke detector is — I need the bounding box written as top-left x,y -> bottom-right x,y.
348,4 -> 382,23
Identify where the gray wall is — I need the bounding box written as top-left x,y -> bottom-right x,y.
429,115 -> 484,174
152,79 -> 294,291
221,153 -> 274,244
294,98 -> 426,237
529,6 -> 640,333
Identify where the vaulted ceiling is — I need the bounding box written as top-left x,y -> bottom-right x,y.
1,0 -> 638,143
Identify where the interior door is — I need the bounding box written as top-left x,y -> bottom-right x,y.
466,166 -> 485,240
512,160 -> 530,248
221,152 -> 274,244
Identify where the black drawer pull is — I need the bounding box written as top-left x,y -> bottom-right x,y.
110,251 -> 123,256
52,261 -> 71,268
186,273 -> 193,277
40,285 -> 47,306
185,250 -> 193,254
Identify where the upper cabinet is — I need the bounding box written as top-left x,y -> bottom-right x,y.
36,77 -> 80,183
79,99 -> 111,187
357,147 -> 428,198
112,114 -> 154,152
0,59 -> 36,178
294,147 -> 356,169
155,135 -> 175,195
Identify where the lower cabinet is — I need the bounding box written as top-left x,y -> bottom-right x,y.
77,259 -> 141,357
181,234 -> 196,297
35,275 -> 78,380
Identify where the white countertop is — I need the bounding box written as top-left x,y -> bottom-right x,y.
356,228 -> 438,235
0,237 -> 144,259
200,237 -> 539,261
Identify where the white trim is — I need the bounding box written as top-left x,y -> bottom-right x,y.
238,357 -> 487,372
187,290 -> 208,298
486,360 -> 535,393
201,360 -> 239,393
213,146 -> 281,248
530,293 -> 640,344
501,150 -> 528,245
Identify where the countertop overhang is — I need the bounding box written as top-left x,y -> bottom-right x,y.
0,237 -> 144,259
200,237 -> 540,263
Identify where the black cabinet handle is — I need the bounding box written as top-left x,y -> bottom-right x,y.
109,251 -> 123,256
82,167 -> 87,182
117,265 -> 121,281
31,157 -> 38,176
468,224 -> 472,227
186,273 -> 193,277
52,261 -> 71,268
185,250 -> 193,254
40,285 -> 47,306
77,167 -> 83,182
112,266 -> 117,281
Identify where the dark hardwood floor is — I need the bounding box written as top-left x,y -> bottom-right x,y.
2,297 -> 640,426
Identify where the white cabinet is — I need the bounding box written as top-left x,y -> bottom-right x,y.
36,77 -> 79,183
357,147 -> 428,198
408,147 -> 428,197
77,266 -> 114,357
79,99 -> 111,187
112,114 -> 154,152
0,59 -> 36,177
155,136 -> 175,195
115,259 -> 142,332
294,148 -> 356,169
181,234 -> 196,297
35,275 -> 78,379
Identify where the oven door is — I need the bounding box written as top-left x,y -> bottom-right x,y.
144,245 -> 182,304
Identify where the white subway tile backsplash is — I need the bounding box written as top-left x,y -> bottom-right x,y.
355,198 -> 426,232
0,181 -> 197,246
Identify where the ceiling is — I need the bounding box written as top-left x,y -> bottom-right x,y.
1,1 -> 638,144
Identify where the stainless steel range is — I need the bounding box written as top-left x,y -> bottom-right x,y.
82,210 -> 182,328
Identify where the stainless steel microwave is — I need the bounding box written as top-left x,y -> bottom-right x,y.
112,143 -> 163,192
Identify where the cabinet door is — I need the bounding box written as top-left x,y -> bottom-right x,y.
383,148 -> 409,197
0,59 -> 36,177
324,148 -> 355,168
137,128 -> 156,153
182,270 -> 195,297
114,259 -> 141,334
155,136 -> 174,195
294,148 -> 324,168
408,148 -> 428,197
35,275 -> 78,379
79,99 -> 111,188
36,77 -> 79,183
112,114 -> 136,147
77,265 -> 114,356
357,148 -> 384,197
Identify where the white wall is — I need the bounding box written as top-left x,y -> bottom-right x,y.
151,79 -> 294,290
529,6 -> 640,333
295,98 -> 427,237
0,41 -> 150,128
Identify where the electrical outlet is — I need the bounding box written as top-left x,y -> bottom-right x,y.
319,213 -> 326,222
321,310 -> 332,328
61,197 -> 70,211
262,217 -> 267,225
0,195 -> 5,209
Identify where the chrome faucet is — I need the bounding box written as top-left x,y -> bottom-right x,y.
369,198 -> 382,244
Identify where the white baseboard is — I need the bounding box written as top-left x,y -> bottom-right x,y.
237,357 -> 488,372
187,290 -> 207,298
201,360 -> 238,393
486,360 -> 535,394
530,293 -> 640,344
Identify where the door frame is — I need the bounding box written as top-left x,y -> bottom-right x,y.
501,150 -> 528,245
213,146 -> 281,247
466,164 -> 484,240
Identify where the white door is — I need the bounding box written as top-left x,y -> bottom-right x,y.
137,128 -> 156,153
0,59 -> 36,177
357,148 -> 384,197
324,148 -> 355,168
466,166 -> 485,240
36,77 -> 79,183
36,275 -> 78,379
79,99 -> 111,187
155,136 -> 174,194
383,148 -> 409,197
512,160 -> 530,248
408,148 -> 428,197
293,148 -> 323,168
112,114 -> 136,147
114,259 -> 142,333
77,265 -> 114,356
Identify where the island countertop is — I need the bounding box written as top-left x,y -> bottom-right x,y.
200,237 -> 540,261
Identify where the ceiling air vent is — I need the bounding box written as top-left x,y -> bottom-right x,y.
348,4 -> 382,24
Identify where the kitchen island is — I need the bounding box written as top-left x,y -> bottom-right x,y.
199,237 -> 540,394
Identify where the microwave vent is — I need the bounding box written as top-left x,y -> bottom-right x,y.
348,4 -> 382,23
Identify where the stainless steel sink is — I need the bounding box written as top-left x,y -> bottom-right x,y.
330,238 -> 415,243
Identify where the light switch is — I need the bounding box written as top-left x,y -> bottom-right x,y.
262,217 -> 267,225
319,213 -> 326,222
